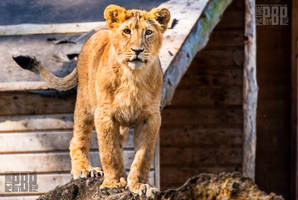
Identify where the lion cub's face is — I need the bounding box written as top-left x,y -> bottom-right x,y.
104,5 -> 170,70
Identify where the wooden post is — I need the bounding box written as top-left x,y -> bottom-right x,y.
242,0 -> 258,180
291,0 -> 298,198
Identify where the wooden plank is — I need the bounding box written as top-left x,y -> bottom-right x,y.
0,114 -> 74,132
205,30 -> 244,49
0,91 -> 75,116
161,0 -> 233,107
291,0 -> 298,198
0,151 -> 154,173
216,10 -> 244,30
242,0 -> 257,180
0,82 -> 49,92
160,147 -> 242,167
290,1 -> 298,199
0,196 -> 40,200
161,107 -> 243,128
177,67 -> 243,88
0,131 -> 134,153
160,128 -> 242,148
195,49 -> 244,67
158,0 -> 210,73
0,172 -> 155,195
0,22 -> 106,36
171,88 -> 242,107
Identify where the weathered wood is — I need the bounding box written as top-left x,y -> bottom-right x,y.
196,49 -> 244,67
0,172 -> 155,194
160,128 -> 242,148
0,196 -> 40,200
0,91 -> 75,116
0,114 -> 74,132
0,22 -> 105,36
161,0 -> 233,107
161,107 -> 242,128
242,0 -> 257,180
0,81 -> 49,91
160,147 -> 242,167
171,88 -> 242,107
0,131 -> 134,153
0,151 -> 154,173
205,30 -> 244,49
158,0 -> 209,73
292,0 -> 298,198
216,10 -> 244,30
177,67 -> 243,88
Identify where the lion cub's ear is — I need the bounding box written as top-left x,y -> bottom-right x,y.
104,4 -> 127,29
150,7 -> 171,33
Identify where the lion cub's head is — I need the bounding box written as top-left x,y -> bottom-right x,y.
104,5 -> 170,70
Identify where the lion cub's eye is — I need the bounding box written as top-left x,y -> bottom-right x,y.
123,28 -> 131,34
145,30 -> 153,36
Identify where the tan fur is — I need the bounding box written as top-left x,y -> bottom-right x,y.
29,5 -> 170,194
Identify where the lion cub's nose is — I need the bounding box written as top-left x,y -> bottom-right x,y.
131,48 -> 144,55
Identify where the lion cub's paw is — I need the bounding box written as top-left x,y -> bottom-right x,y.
80,167 -> 103,178
128,183 -> 159,199
100,177 -> 127,189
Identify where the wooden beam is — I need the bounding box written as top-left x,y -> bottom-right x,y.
161,0 -> 233,107
291,0 -> 298,198
0,22 -> 106,36
242,0 -> 258,180
0,81 -> 49,91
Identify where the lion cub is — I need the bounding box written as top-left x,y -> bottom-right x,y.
13,4 -> 170,197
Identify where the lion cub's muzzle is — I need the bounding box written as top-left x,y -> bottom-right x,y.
127,48 -> 147,70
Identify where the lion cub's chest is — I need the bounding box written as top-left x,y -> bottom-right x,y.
112,83 -> 150,126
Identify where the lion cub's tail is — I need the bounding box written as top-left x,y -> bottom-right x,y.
13,56 -> 78,91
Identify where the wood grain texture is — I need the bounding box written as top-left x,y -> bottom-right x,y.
242,0 -> 257,180
0,91 -> 75,116
0,114 -> 74,132
161,107 -> 243,128
0,131 -> 134,153
160,128 -> 242,148
291,0 -> 298,198
0,22 -> 105,36
161,147 -> 242,167
0,151 -> 154,173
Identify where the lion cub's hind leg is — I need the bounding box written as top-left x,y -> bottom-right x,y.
119,126 -> 130,150
69,95 -> 95,179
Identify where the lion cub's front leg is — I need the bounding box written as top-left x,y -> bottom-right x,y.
95,107 -> 127,188
127,111 -> 161,197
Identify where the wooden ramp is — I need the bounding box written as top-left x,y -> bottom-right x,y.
0,0 -> 232,199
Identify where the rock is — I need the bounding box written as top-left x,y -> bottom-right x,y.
37,172 -> 284,200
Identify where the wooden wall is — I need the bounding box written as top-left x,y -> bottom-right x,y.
159,0 -> 244,189
256,0 -> 292,199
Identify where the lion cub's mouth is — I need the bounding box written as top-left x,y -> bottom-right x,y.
127,56 -> 146,63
